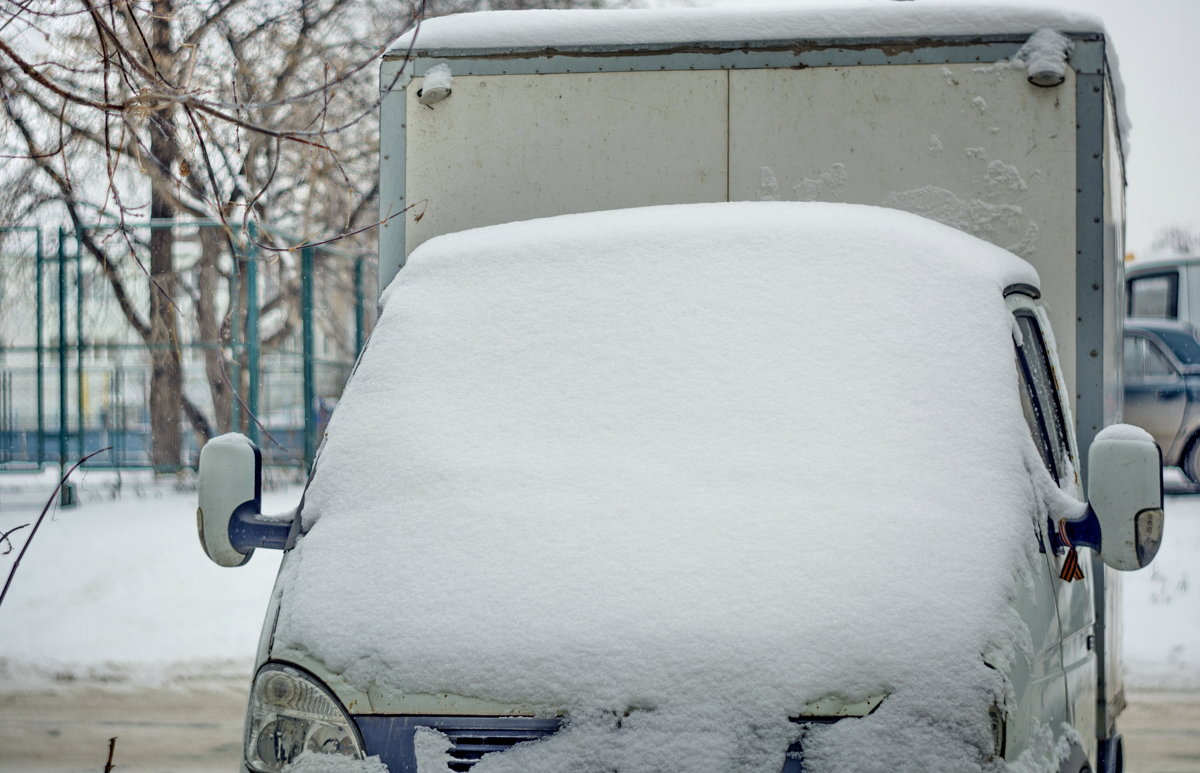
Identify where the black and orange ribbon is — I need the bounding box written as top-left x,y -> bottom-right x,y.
1057,518 -> 1085,582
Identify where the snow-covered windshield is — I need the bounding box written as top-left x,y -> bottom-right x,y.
276,202 -> 1047,770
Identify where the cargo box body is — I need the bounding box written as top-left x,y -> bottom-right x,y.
379,3 -> 1128,754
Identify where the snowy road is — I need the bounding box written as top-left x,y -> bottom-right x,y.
0,682 -> 1196,772
0,472 -> 1197,771
0,679 -> 246,773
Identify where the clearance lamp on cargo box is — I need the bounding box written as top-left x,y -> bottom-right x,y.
1021,28 -> 1072,88
417,63 -> 453,106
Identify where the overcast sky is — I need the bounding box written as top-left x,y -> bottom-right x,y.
645,0 -> 1198,260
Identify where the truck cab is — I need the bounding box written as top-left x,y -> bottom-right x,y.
198,203 -> 1162,773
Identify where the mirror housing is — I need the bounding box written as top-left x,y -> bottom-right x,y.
197,433 -> 296,567
1082,424 -> 1165,570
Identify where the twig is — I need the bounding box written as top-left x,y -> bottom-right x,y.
0,447 -> 111,610
105,736 -> 118,773
0,524 -> 29,555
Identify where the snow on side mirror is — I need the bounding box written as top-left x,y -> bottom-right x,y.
197,433 -> 295,567
1084,425 -> 1165,570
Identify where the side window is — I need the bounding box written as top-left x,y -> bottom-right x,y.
1123,335 -> 1144,380
1017,356 -> 1056,477
1128,272 -> 1179,318
1015,313 -> 1072,484
1144,341 -> 1179,378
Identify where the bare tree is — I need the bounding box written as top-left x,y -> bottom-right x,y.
1152,226 -> 1200,257
0,0 -> 624,469
0,0 -> 416,467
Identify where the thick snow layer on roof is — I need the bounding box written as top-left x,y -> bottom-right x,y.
391,2 -> 1104,52
275,202 -> 1054,770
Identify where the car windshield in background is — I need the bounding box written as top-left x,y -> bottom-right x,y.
1154,327 -> 1200,366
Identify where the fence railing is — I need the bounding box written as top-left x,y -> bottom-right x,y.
0,221 -> 373,476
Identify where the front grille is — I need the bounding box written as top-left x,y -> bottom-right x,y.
441,726 -> 558,771
355,715 -> 560,773
355,714 -> 843,773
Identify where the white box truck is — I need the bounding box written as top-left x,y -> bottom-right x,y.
196,6 -> 1162,773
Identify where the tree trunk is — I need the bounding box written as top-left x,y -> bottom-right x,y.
147,0 -> 183,471
196,227 -> 231,436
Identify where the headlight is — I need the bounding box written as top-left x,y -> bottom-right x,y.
988,702 -> 1007,760
245,663 -> 365,773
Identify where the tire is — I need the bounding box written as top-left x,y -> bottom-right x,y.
1183,433 -> 1200,485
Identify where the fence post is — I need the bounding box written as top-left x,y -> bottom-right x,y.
74,235 -> 84,462
354,256 -> 365,355
229,246 -> 241,432
246,223 -> 261,446
35,228 -> 44,467
56,227 -> 75,506
302,245 -> 315,472
111,365 -> 121,465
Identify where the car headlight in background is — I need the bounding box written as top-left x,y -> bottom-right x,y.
246,663 -> 365,773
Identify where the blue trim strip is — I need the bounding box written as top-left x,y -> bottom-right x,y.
228,505 -> 296,552
390,32 -> 1106,76
399,39 -> 1034,78
224,437 -> 296,553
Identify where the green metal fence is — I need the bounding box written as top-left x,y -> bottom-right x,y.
0,221 -> 373,476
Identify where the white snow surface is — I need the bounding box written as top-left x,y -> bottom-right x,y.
276,203 -> 1049,770
394,3 -> 1104,51
0,469 -> 296,685
1095,422 -> 1156,443
1123,491 -> 1200,689
283,752 -> 389,773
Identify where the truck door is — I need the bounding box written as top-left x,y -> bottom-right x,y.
1014,308 -> 1098,764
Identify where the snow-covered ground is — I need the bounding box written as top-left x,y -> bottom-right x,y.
0,469 -> 298,686
0,466 -> 1195,689
1124,472 -> 1200,689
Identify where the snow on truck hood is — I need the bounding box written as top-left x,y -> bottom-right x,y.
276,203 -> 1046,770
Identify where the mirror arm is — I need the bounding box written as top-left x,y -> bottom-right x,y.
1049,507 -> 1101,554
229,505 -> 299,553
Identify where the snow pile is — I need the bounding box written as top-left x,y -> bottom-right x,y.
1123,495 -> 1200,688
0,469 -> 295,685
394,3 -> 1105,52
283,752 -> 389,773
274,203 -> 1055,770
1095,423 -> 1155,444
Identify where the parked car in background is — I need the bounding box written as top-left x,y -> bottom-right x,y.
1126,257 -> 1200,324
1124,317 -> 1200,482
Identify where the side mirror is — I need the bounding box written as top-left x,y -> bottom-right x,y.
197,433 -> 296,567
1059,425 -> 1164,571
